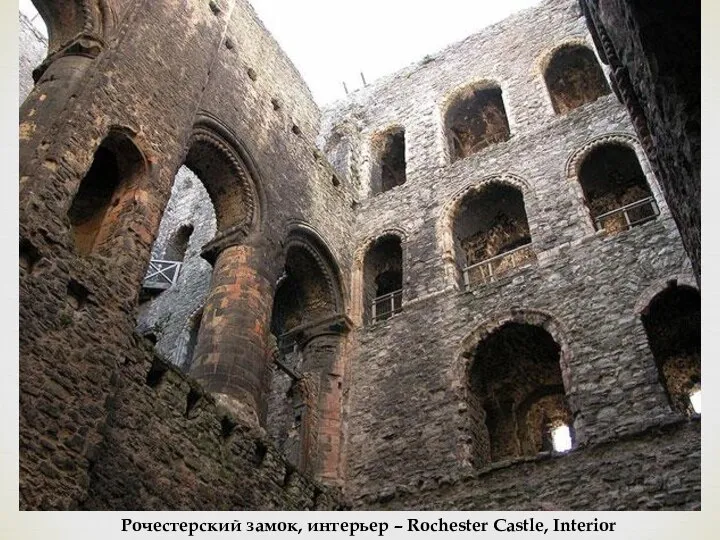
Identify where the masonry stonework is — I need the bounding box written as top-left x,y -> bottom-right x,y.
19,0 -> 700,511
580,0 -> 700,283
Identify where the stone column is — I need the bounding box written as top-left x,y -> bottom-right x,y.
20,37 -> 103,173
298,316 -> 351,485
189,235 -> 281,427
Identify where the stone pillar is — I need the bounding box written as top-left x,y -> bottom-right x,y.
189,238 -> 280,427
298,316 -> 351,485
20,37 -> 103,173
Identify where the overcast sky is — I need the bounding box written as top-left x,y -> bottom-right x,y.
20,0 -> 542,105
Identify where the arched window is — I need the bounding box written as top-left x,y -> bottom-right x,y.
577,143 -> 658,232
445,85 -> 510,162
371,128 -> 406,194
184,135 -> 252,234
69,130 -> 145,256
641,284 -> 700,415
363,235 -> 403,324
544,44 -> 610,114
164,224 -> 194,262
468,322 -> 572,466
268,233 -> 345,483
452,183 -> 534,288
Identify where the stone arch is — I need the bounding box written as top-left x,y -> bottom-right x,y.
31,0 -> 115,77
539,40 -> 610,114
184,119 -> 262,236
439,174 -> 535,289
354,231 -> 406,325
268,226 -> 349,485
368,124 -> 407,194
441,80 -> 511,162
634,274 -> 698,315
271,226 -> 346,341
566,133 -> 664,234
351,228 -> 408,324
454,309 -> 576,467
638,282 -> 700,416
68,126 -> 147,256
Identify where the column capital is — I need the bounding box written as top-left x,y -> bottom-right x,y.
34,34 -> 105,83
279,313 -> 353,351
200,224 -> 251,265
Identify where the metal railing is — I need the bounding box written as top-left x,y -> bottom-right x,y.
142,259 -> 182,290
594,197 -> 659,232
463,243 -> 535,289
372,289 -> 403,323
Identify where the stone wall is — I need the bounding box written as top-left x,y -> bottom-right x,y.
19,0 -> 700,511
19,0 -> 349,510
320,0 -> 699,504
580,0 -> 700,283
360,419 -> 700,510
19,12 -> 46,103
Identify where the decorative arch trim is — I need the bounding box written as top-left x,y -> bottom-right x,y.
282,223 -> 346,314
565,132 -> 643,179
33,0 -> 115,57
438,173 -> 533,265
189,114 -> 265,232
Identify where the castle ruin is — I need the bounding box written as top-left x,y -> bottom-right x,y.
19,0 -> 700,510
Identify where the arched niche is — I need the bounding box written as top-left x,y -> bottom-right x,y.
467,321 -> 573,465
361,235 -> 404,324
543,43 -> 610,114
68,129 -> 146,256
641,284 -> 700,415
447,181 -> 534,288
444,83 -> 510,162
370,127 -> 406,194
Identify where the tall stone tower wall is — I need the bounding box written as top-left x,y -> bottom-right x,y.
320,0 -> 699,507
18,0 -> 699,510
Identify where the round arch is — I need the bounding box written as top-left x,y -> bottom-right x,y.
565,132 -> 666,234
282,224 -> 346,315
452,309 -> 576,466
351,228 -> 408,325
438,79 -> 512,163
438,173 -> 535,289
634,274 -> 698,315
536,39 -> 610,115
185,116 -> 265,238
32,0 -> 115,61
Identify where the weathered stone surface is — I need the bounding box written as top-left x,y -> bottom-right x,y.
581,0 -> 700,283
19,0 -> 699,511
